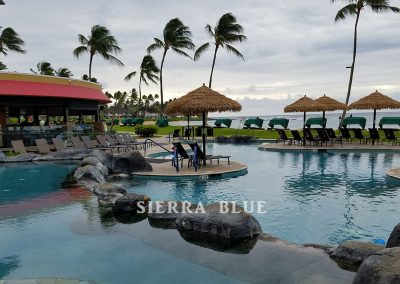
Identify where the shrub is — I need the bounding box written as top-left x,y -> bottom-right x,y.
135,125 -> 158,137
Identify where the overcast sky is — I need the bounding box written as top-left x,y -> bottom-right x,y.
1,0 -> 400,116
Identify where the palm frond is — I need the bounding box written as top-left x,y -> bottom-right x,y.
334,3 -> 359,21
225,44 -> 244,61
370,4 -> 400,13
171,47 -> 192,59
194,42 -> 210,61
101,53 -> 124,66
147,39 -> 164,53
73,46 -> 88,58
124,71 -> 137,81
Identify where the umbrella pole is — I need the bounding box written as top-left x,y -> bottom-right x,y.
372,109 -> 376,145
202,111 -> 206,166
187,115 -> 190,139
303,111 -> 306,146
322,111 -> 326,130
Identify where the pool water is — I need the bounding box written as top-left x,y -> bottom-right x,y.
127,143 -> 400,244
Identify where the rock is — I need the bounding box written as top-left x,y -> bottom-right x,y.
353,247 -> 400,284
98,194 -> 120,208
112,151 -> 152,174
95,162 -> 109,176
386,223 -> 400,248
33,149 -> 92,161
231,135 -> 257,144
329,241 -> 383,271
111,193 -> 150,214
215,136 -> 231,143
0,151 -> 5,162
94,183 -> 126,197
4,153 -> 38,163
81,157 -> 102,166
73,165 -> 106,184
90,149 -> 114,171
78,179 -> 99,192
148,201 -> 199,229
175,203 -> 262,242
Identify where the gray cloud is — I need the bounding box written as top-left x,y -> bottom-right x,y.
1,0 -> 399,115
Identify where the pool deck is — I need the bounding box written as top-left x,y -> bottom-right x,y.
259,142 -> 400,152
133,159 -> 247,178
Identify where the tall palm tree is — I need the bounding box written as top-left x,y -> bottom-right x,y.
147,18 -> 195,113
125,54 -> 159,108
194,13 -> 246,88
56,68 -> 73,78
332,0 -> 399,124
0,26 -> 26,56
30,61 -> 55,76
73,25 -> 123,80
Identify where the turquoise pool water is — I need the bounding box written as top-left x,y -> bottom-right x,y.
129,144 -> 400,244
0,146 -> 399,283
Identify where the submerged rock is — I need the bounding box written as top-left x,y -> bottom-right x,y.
353,247 -> 400,284
386,223 -> 400,248
175,203 -> 262,244
73,165 -> 106,184
111,193 -> 150,214
148,201 -> 199,229
112,152 -> 152,174
329,241 -> 383,271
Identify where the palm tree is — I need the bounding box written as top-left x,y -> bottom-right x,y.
147,18 -> 195,113
73,25 -> 123,80
194,13 -> 246,88
0,61 -> 6,70
129,88 -> 139,107
30,61 -> 55,76
55,68 -> 73,78
125,54 -> 159,108
0,26 -> 26,56
332,0 -> 399,124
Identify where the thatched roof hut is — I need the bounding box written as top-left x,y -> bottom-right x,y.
284,95 -> 327,113
315,95 -> 348,111
348,90 -> 400,110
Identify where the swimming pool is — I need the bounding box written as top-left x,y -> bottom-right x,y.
0,161 -> 354,283
1,146 -> 398,283
127,143 -> 400,245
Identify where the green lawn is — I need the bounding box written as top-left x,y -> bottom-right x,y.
114,125 -> 280,139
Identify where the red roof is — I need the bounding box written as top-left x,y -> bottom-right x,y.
0,79 -> 111,104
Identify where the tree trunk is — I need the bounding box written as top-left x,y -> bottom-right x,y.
138,75 -> 142,115
340,10 -> 360,127
208,45 -> 219,88
88,53 -> 94,80
159,48 -> 168,116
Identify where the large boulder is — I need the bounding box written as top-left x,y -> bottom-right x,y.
81,157 -> 109,176
73,165 -> 106,184
112,151 -> 152,174
386,223 -> 400,248
111,193 -> 150,214
175,203 -> 262,241
94,183 -> 126,197
329,241 -> 383,271
90,149 -> 114,171
353,247 -> 400,284
148,201 -> 199,229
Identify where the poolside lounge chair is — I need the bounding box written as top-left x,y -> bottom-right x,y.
70,136 -> 85,149
35,138 -> 52,154
166,129 -> 180,143
52,137 -> 66,152
189,142 -> 230,165
113,133 -> 141,150
352,129 -> 369,144
383,129 -> 400,145
11,140 -> 28,155
326,128 -> 343,145
340,128 -> 353,143
304,128 -> 322,146
81,136 -> 113,151
96,135 -> 128,153
368,128 -> 382,144
172,142 -> 193,168
316,129 -> 330,146
290,130 -> 303,145
276,129 -> 293,145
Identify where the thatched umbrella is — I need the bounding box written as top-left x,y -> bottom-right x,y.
165,84 -> 241,164
314,94 -> 348,129
284,95 -> 327,144
348,90 -> 400,129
